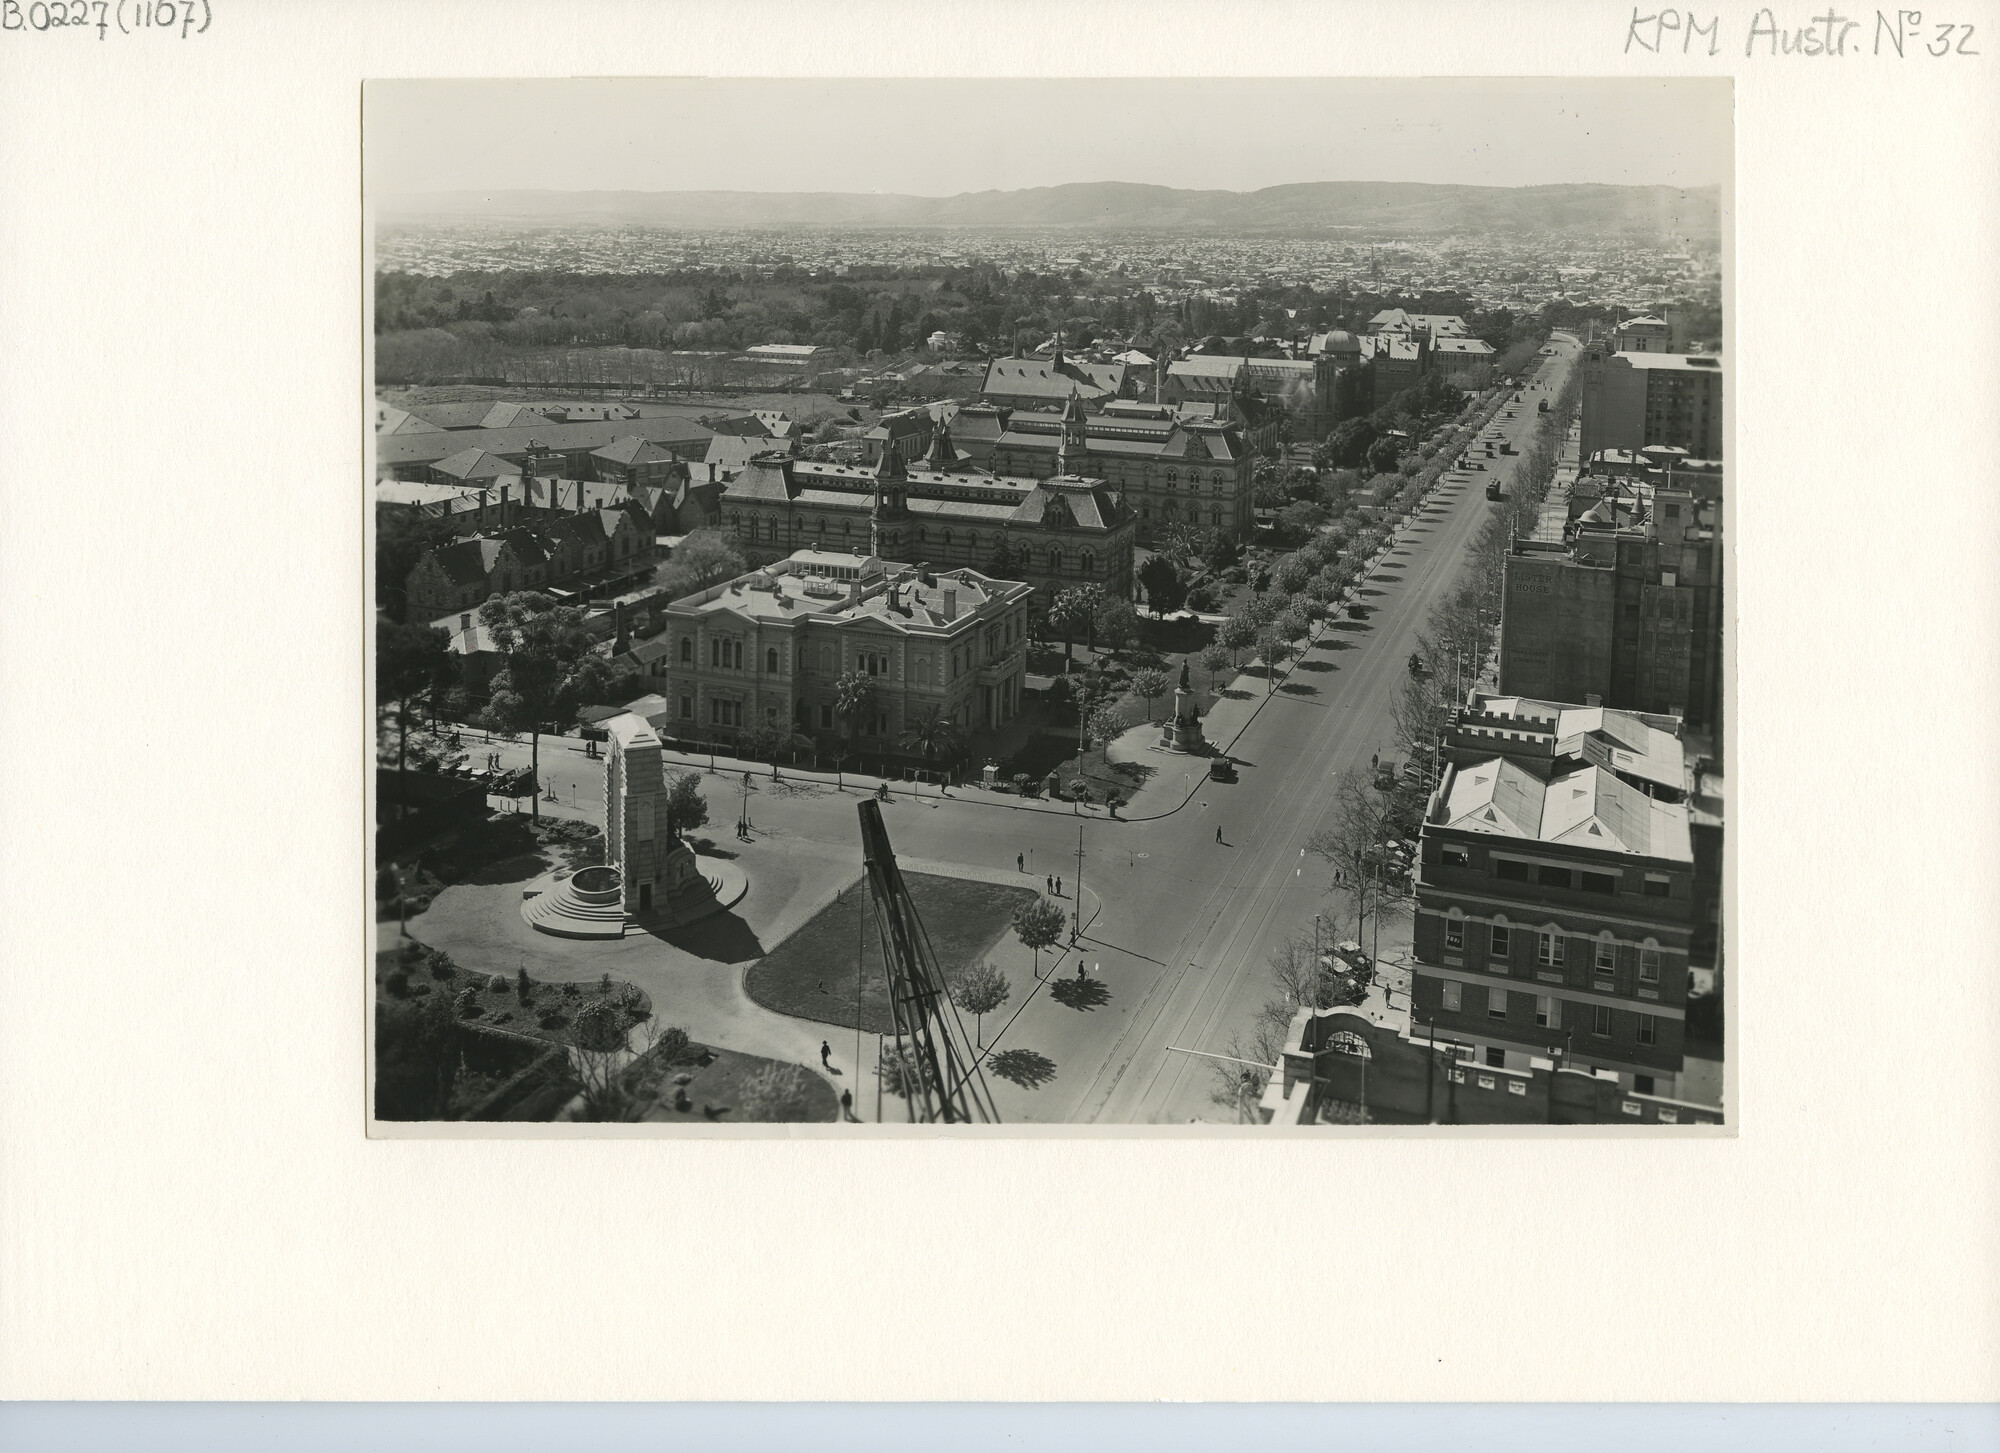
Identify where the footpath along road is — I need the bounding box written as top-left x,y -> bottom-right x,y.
423,343 -> 1578,1122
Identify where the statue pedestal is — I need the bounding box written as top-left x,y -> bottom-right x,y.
1159,687 -> 1206,754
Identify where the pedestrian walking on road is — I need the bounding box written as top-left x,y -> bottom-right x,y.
1047,875 -> 1054,894
1056,876 -> 1063,897
1017,853 -> 1024,872
1371,752 -> 1379,769
1077,962 -> 1088,982
1216,826 -> 1224,844
840,1088 -> 853,1121
820,1040 -> 832,1069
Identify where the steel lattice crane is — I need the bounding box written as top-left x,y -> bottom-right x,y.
856,800 -> 1000,1124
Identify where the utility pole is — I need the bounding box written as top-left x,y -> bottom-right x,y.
1071,824 -> 1085,945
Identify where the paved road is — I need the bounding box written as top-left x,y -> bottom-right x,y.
425,344 -> 1580,1123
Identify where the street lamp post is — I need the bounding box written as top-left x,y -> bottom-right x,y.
740,771 -> 753,836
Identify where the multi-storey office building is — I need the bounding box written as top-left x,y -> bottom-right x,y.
1410,755 -> 1703,1102
1578,348 -> 1725,461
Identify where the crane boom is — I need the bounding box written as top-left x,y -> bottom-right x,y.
856,799 -> 1000,1124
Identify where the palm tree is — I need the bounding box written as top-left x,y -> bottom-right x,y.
899,705 -> 964,775
833,671 -> 877,743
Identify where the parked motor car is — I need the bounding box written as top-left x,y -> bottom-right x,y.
1207,757 -> 1237,782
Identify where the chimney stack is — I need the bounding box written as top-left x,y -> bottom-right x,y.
499,482 -> 510,528
942,587 -> 958,621
459,613 -> 472,632
478,488 -> 489,527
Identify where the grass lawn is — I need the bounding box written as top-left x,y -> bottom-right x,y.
745,872 -> 1042,1035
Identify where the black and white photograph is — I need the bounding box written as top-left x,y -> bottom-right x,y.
367,77 -> 1730,1129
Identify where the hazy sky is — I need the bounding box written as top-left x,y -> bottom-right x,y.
366,78 -> 1729,198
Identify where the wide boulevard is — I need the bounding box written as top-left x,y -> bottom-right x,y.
460,338 -> 1579,1122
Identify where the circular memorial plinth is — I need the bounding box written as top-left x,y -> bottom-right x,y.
521,866 -> 629,940
520,857 -> 750,940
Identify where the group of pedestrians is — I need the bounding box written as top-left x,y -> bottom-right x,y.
1045,875 -> 1064,897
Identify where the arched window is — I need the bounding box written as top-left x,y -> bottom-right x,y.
916,656 -> 931,685
1164,470 -> 1177,488
765,647 -> 778,675
1081,550 -> 1096,575
966,531 -> 978,549
680,637 -> 692,664
918,528 -> 928,544
1049,548 -> 1063,573
842,520 -> 852,535
1210,508 -> 1222,526
942,529 -> 953,548
733,640 -> 744,670
817,518 -> 826,533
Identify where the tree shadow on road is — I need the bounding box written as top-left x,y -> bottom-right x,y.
1373,573 -> 1402,583
1049,975 -> 1112,1011
985,1047 -> 1058,1088
1279,682 -> 1319,697
1295,659 -> 1336,672
1220,687 -> 1254,700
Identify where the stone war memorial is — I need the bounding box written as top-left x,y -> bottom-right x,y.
1159,659 -> 1206,754
522,714 -> 744,939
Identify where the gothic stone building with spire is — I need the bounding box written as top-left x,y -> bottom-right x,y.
980,394 -> 1255,547
717,430 -> 1135,607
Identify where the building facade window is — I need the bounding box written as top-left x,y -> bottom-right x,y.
1441,981 -> 1462,1012
1640,947 -> 1661,982
765,647 -> 779,674
1637,1014 -> 1657,1046
680,637 -> 692,664
1538,931 -> 1564,968
1536,995 -> 1560,1029
1487,987 -> 1509,1019
1444,919 -> 1464,952
1593,1006 -> 1612,1037
1490,925 -> 1511,960
1595,939 -> 1617,973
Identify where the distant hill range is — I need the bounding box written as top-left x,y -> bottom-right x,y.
378,180 -> 1721,241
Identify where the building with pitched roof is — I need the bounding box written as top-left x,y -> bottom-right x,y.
716,439 -> 1134,605
984,394 -> 1253,546
703,430 -> 797,484
374,416 -> 716,482
590,435 -> 684,489
1410,752 -> 1705,1104
401,501 -> 657,620
649,550 -> 1035,748
1611,314 -> 1673,353
979,340 -> 1128,412
1367,309 -> 1471,339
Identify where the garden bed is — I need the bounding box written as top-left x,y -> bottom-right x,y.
375,941 -> 651,1050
